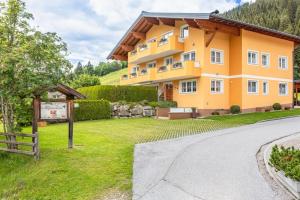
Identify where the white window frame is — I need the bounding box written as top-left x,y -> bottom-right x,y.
278,56 -> 288,70
262,81 -> 269,95
210,49 -> 224,65
210,79 -> 224,94
164,56 -> 173,66
279,82 -> 288,96
261,52 -> 270,68
247,80 -> 259,94
247,50 -> 259,65
180,25 -> 189,39
179,79 -> 197,94
182,51 -> 196,62
147,61 -> 156,68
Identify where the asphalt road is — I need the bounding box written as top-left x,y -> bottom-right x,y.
133,117 -> 300,200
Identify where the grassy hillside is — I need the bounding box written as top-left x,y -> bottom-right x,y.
99,68 -> 127,85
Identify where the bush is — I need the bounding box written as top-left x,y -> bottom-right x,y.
230,105 -> 241,114
211,111 -> 220,115
77,85 -> 157,102
273,103 -> 282,110
71,74 -> 101,89
269,145 -> 300,181
148,101 -> 177,108
74,100 -> 111,121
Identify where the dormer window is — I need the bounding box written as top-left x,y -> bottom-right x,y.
180,25 -> 189,39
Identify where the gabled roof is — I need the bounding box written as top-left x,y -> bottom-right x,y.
107,11 -> 300,60
55,84 -> 86,99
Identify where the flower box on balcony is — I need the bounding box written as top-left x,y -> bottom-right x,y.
140,69 -> 148,75
139,44 -> 148,51
130,50 -> 137,56
172,62 -> 183,69
158,66 -> 167,73
121,74 -> 128,80
130,72 -> 137,78
158,38 -> 168,46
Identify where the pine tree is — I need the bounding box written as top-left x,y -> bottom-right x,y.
84,61 -> 94,75
74,62 -> 83,75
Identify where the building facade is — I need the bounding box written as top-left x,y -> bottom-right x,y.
108,12 -> 300,115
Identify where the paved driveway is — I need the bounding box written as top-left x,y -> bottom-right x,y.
133,117 -> 300,200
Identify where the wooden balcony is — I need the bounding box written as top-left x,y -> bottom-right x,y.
128,35 -> 184,64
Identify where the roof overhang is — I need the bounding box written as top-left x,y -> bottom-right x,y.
107,11 -> 300,61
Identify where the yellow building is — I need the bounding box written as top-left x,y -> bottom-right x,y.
108,11 -> 300,115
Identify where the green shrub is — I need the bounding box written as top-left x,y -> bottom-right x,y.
148,101 -> 159,108
77,85 -> 157,102
273,103 -> 282,110
158,101 -> 177,108
74,100 -> 111,121
230,105 -> 241,114
269,145 -> 300,181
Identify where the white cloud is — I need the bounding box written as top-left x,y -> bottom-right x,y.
22,0 -> 246,64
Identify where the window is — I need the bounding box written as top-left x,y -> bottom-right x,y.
248,51 -> 259,65
180,80 -> 197,93
147,62 -> 156,68
182,51 -> 196,61
262,81 -> 269,95
261,53 -> 270,67
211,79 -> 224,94
180,25 -> 189,39
279,83 -> 288,96
279,56 -> 288,69
248,80 -> 258,94
164,57 -> 173,66
211,49 -> 224,64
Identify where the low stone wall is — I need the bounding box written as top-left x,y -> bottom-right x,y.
111,102 -> 156,118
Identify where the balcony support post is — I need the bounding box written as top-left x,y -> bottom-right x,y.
205,30 -> 217,47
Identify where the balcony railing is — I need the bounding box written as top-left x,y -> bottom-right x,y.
120,61 -> 201,85
128,34 -> 184,64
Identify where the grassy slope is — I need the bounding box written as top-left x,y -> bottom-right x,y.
99,68 -> 127,85
1,109 -> 300,199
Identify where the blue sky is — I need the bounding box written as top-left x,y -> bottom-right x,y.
24,0 -> 254,65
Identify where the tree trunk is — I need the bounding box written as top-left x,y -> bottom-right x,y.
0,96 -> 17,149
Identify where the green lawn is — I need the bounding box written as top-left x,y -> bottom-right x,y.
99,68 -> 127,85
1,109 -> 300,200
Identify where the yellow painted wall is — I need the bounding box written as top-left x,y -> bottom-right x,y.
122,21 -> 295,111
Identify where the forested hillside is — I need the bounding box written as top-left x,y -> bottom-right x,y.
223,0 -> 300,78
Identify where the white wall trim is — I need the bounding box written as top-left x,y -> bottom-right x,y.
201,73 -> 293,83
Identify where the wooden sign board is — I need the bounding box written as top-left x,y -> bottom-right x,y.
33,84 -> 85,149
40,102 -> 68,120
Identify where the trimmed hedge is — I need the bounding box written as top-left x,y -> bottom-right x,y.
74,100 -> 111,121
77,85 -> 157,102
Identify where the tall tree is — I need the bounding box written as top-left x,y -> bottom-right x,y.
84,61 -> 94,75
74,61 -> 83,75
0,0 -> 71,138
